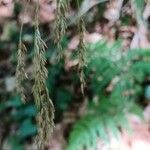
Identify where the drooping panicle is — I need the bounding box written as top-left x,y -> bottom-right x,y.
16,24 -> 27,103
54,0 -> 69,60
77,16 -> 87,95
32,0 -> 55,149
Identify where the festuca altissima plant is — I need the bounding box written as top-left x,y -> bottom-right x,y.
16,0 -> 55,149
16,0 -> 87,148
32,0 -> 54,149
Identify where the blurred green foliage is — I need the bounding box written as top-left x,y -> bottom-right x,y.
67,41 -> 150,150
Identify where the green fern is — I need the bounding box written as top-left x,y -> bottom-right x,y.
66,41 -> 150,150
66,100 -> 129,150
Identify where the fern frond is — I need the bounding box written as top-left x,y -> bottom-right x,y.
66,115 -> 105,150
67,96 -> 140,150
66,112 -> 126,150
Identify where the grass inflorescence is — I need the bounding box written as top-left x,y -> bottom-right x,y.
32,1 -> 55,149
16,24 -> 27,103
55,0 -> 69,60
77,17 -> 87,95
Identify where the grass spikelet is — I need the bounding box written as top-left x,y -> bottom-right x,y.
55,0 -> 69,60
16,24 -> 27,103
32,1 -> 55,149
77,17 -> 86,95
36,99 -> 54,150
